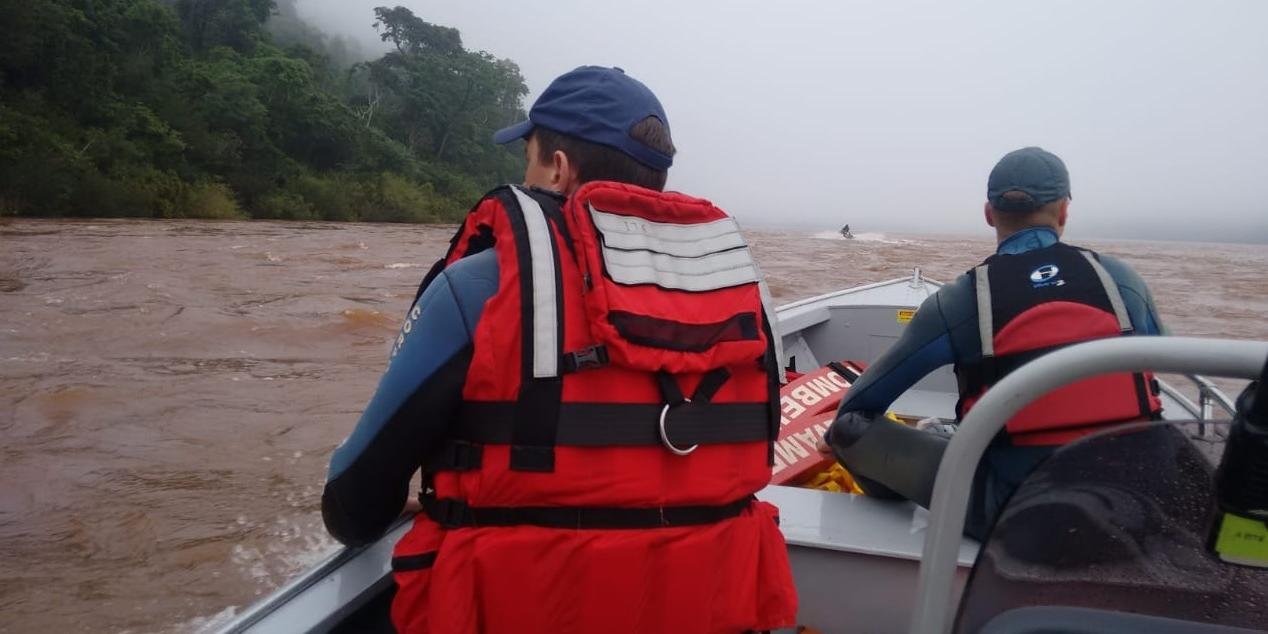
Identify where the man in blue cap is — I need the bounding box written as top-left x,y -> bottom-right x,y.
821,147 -> 1166,540
323,66 -> 796,633
324,65 -> 679,544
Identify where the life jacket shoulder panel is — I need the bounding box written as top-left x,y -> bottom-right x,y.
565,183 -> 772,373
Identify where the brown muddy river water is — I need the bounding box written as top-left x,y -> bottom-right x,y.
2,218 -> 1266,632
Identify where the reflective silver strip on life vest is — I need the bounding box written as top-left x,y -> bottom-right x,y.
1079,250 -> 1132,333
590,207 -> 748,256
590,205 -> 759,292
974,264 -> 994,358
511,187 -> 559,378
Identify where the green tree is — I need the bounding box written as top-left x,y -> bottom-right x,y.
363,6 -> 527,181
0,0 -> 527,221
175,0 -> 275,53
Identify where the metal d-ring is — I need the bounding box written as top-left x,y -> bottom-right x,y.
658,399 -> 698,456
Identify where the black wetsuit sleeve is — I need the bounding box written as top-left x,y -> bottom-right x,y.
835,288 -> 959,416
321,349 -> 471,546
321,252 -> 496,546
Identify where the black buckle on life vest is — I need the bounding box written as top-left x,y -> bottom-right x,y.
432,439 -> 483,471
426,497 -> 473,529
560,345 -> 609,373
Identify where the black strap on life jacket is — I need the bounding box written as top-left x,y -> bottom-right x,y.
414,219 -> 497,307
655,368 -> 739,452
429,439 -> 484,471
526,186 -> 573,253
448,401 -> 771,449
500,186 -> 569,473
759,306 -> 782,464
390,551 -> 438,572
956,341 -> 1073,398
1132,372 -> 1158,420
656,368 -> 732,405
423,495 -> 754,530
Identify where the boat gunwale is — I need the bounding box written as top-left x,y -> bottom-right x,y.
775,275 -> 944,313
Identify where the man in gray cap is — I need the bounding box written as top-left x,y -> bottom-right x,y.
821,147 -> 1165,539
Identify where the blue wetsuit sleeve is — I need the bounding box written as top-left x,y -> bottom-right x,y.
321,251 -> 498,546
1097,255 -> 1166,335
835,290 -> 957,416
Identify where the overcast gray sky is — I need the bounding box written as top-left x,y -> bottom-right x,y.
298,0 -> 1267,242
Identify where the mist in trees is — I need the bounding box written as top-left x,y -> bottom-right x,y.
0,0 -> 528,222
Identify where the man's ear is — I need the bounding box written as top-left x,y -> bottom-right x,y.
984,203 -> 997,228
552,150 -> 580,194
1056,198 -> 1069,230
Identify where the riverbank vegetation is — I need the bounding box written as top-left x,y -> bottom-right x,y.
0,0 -> 528,221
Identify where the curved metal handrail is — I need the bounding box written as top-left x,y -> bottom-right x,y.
909,337 -> 1268,634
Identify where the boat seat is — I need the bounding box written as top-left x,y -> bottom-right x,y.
976,606 -> 1262,634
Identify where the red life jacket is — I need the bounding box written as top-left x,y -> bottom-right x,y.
390,183 -> 797,634
955,242 -> 1162,446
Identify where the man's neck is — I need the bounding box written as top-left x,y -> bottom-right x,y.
995,224 -> 1059,244
996,226 -> 1060,255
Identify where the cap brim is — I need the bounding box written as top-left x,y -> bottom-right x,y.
492,120 -> 533,145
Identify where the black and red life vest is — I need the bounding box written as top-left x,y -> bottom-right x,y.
955,242 -> 1162,446
390,182 -> 797,634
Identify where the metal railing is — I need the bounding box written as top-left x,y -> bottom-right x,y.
1189,373 -> 1238,418
1156,373 -> 1238,437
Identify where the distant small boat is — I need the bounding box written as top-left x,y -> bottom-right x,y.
840,224 -> 854,239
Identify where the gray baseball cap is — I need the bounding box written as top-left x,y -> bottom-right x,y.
987,147 -> 1071,212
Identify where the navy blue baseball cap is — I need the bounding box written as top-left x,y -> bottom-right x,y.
492,66 -> 673,171
987,147 -> 1071,212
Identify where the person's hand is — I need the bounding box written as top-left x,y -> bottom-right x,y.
818,410 -> 875,460
815,434 -> 832,455
401,497 -> 423,517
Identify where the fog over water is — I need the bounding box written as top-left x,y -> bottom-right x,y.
292,0 -> 1268,243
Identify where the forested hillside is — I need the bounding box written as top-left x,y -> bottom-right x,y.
0,0 -> 529,221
